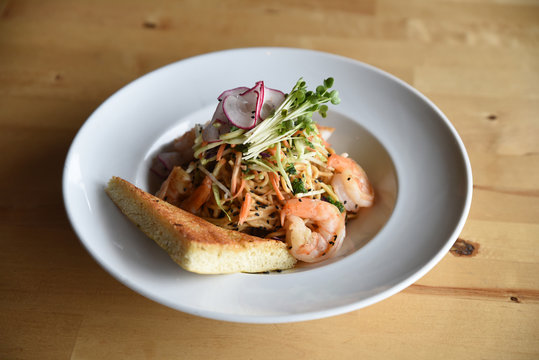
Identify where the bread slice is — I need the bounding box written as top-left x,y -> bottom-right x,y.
105,176 -> 296,274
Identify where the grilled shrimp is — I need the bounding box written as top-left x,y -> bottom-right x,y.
172,127 -> 196,166
327,154 -> 374,212
155,166 -> 193,206
181,175 -> 212,214
156,166 -> 212,215
280,198 -> 346,263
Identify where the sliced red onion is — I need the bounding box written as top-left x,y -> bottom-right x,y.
151,152 -> 183,178
260,87 -> 285,120
222,81 -> 264,129
157,152 -> 183,170
150,161 -> 169,179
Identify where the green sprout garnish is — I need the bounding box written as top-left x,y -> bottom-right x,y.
191,77 -> 341,202
241,77 -> 340,161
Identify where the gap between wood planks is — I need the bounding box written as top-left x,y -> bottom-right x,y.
403,284 -> 539,304
473,184 -> 539,198
404,238 -> 538,304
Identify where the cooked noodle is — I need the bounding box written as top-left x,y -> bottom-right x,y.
175,126 -> 342,239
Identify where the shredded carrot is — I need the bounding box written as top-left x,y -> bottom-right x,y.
282,139 -> 290,148
267,146 -> 277,156
267,145 -> 286,159
230,179 -> 245,200
238,192 -> 252,225
270,172 -> 285,201
237,178 -> 246,196
181,176 -> 212,213
197,141 -> 209,159
230,151 -> 242,194
216,144 -> 226,161
305,136 -> 316,151
320,135 -> 331,148
231,144 -> 236,148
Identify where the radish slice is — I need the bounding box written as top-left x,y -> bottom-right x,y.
202,119 -> 233,142
217,87 -> 249,101
203,81 -> 283,138
260,87 -> 285,119
202,102 -> 225,142
223,81 -> 264,129
203,87 -> 247,141
202,121 -> 220,142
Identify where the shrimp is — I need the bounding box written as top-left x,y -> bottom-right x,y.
180,175 -> 212,214
316,124 -> 335,141
155,166 -> 193,206
172,127 -> 196,165
327,153 -> 374,212
280,198 -> 346,263
152,127 -> 197,178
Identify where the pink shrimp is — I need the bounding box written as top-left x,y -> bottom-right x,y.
180,176 -> 212,214
155,166 -> 193,206
327,154 -> 374,212
280,198 -> 346,263
172,127 -> 196,165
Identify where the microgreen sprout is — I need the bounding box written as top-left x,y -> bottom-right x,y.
241,77 -> 340,161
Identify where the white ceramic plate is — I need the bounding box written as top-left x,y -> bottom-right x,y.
63,48 -> 472,323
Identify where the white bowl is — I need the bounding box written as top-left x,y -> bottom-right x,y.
63,48 -> 472,323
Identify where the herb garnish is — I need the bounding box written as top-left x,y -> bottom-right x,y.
285,164 -> 297,175
322,196 -> 345,213
291,178 -> 307,194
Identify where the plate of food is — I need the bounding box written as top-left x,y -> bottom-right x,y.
63,47 -> 472,323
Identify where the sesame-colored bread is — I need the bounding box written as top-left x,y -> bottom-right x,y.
105,176 -> 296,274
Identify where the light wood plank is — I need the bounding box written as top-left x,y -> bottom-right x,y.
1,0 -> 538,358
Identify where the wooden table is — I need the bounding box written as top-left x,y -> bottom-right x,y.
1,0 -> 538,358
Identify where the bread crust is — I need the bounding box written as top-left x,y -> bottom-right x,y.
105,176 -> 296,274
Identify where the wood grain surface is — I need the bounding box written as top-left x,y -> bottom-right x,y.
1,0 -> 538,359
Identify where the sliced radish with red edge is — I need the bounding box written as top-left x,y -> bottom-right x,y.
222,81 -> 265,129
217,87 -> 249,101
260,87 -> 285,119
203,87 -> 247,142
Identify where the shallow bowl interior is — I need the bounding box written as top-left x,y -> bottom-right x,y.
63,48 -> 471,323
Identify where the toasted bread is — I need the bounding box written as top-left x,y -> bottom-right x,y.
105,176 -> 297,274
